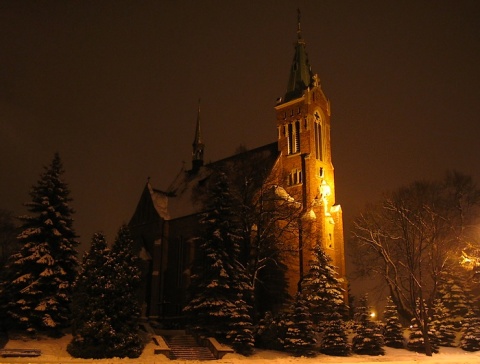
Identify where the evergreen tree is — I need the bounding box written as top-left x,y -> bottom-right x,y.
347,282 -> 356,320
0,209 -> 19,270
352,294 -> 384,355
437,270 -> 469,328
319,310 -> 350,356
69,227 -> 144,358
301,243 -> 346,331
284,293 -> 317,357
254,311 -> 288,351
383,296 -> 405,348
431,298 -> 455,347
68,232 -> 112,358
0,210 -> 20,330
407,299 -> 439,354
460,309 -> 480,352
226,293 -> 255,355
407,316 -> 436,353
104,225 -> 144,358
183,171 -> 252,340
1,153 -> 78,335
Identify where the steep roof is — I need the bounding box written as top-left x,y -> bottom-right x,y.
284,11 -> 314,103
129,181 -> 170,227
136,142 -> 280,222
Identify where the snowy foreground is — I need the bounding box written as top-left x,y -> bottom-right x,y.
2,335 -> 480,364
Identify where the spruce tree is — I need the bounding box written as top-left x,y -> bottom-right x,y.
407,299 -> 439,354
254,311 -> 288,351
383,296 -> 405,348
352,294 -> 384,355
284,293 -> 317,357
68,232 -> 112,358
183,171 -> 251,340
69,227 -> 144,358
437,270 -> 469,328
319,310 -> 350,356
226,293 -> 255,355
2,153 -> 78,335
301,243 -> 346,331
0,209 -> 19,270
431,298 -> 455,347
460,309 -> 480,351
104,225 -> 144,358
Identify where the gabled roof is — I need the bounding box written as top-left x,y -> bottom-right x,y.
129,181 -> 170,227
131,142 -> 280,223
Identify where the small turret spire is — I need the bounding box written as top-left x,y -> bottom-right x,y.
192,99 -> 204,172
297,8 -> 302,40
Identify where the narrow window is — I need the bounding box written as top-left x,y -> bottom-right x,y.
294,121 -> 300,153
314,122 -> 322,160
289,169 -> 302,185
287,123 -> 293,154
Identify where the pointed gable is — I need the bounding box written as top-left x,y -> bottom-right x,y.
129,182 -> 170,227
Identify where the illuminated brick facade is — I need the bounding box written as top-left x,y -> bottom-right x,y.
129,16 -> 346,318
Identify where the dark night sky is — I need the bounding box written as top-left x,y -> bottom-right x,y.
1,1 -> 479,286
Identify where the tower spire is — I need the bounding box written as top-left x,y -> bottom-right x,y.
284,9 -> 313,103
192,99 -> 204,172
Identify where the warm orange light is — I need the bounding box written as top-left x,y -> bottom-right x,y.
461,250 -> 478,270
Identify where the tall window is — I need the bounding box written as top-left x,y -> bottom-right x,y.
294,121 -> 300,153
287,123 -> 293,154
314,122 -> 322,160
287,122 -> 300,155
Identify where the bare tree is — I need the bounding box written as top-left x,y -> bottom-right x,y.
351,171 -> 480,356
219,151 -> 303,317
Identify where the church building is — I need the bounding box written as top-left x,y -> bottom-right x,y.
129,16 -> 346,321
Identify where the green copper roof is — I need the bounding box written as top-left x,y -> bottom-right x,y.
284,12 -> 313,102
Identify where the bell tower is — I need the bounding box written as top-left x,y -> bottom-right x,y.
275,10 -> 345,293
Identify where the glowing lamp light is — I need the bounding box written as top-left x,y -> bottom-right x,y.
320,180 -> 331,198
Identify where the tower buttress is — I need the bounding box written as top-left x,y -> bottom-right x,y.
192,101 -> 204,172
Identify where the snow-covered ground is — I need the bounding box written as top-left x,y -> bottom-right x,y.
2,334 -> 480,364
